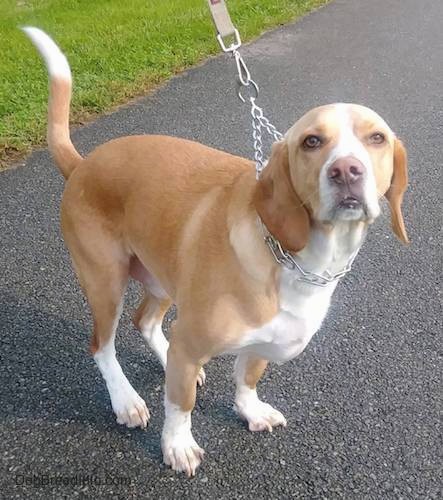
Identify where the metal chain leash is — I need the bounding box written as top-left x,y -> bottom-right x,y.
217,33 -> 283,179
250,99 -> 284,178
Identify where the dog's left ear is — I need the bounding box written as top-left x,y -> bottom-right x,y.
385,138 -> 409,244
253,141 -> 310,253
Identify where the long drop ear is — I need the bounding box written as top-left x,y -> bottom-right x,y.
253,141 -> 310,253
385,138 -> 409,244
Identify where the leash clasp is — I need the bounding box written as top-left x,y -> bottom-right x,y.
216,29 -> 241,53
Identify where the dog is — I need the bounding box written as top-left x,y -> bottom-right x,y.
23,27 -> 408,476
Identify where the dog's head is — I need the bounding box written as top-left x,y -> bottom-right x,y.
254,103 -> 408,252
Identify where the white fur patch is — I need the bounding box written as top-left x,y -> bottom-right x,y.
233,355 -> 287,431
318,103 -> 380,221
94,340 -> 150,428
227,265 -> 335,363
229,223 -> 364,363
229,310 -> 319,363
22,27 -> 71,80
141,321 -> 169,369
162,396 -> 204,476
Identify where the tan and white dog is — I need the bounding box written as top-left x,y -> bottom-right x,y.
24,28 -> 408,476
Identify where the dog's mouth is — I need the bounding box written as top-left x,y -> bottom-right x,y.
333,195 -> 368,221
338,196 -> 363,210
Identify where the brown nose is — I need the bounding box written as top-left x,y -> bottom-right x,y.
327,156 -> 365,185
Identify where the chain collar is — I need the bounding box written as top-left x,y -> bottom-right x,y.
260,220 -> 358,287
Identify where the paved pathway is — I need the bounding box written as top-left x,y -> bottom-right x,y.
1,0 -> 441,497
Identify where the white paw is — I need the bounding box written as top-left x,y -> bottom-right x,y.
197,367 -> 206,387
235,399 -> 287,432
162,432 -> 204,477
111,388 -> 150,429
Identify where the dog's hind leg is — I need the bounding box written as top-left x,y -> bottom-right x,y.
133,290 -> 206,386
133,292 -> 171,370
66,231 -> 150,429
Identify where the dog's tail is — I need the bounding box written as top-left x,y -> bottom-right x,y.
22,27 -> 82,179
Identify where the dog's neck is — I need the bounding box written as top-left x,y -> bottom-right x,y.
292,220 -> 367,277
230,172 -> 368,287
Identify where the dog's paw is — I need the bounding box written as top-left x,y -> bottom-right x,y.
235,399 -> 287,432
162,433 -> 204,477
111,389 -> 150,429
196,367 -> 206,387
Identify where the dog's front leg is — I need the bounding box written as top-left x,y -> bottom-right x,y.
161,333 -> 205,476
234,353 -> 287,432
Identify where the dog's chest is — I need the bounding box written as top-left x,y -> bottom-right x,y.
230,270 -> 337,363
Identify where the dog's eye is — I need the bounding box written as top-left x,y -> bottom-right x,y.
303,135 -> 322,149
369,132 -> 385,145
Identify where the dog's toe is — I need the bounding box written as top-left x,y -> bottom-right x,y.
162,434 -> 204,476
235,400 -> 287,433
113,392 -> 150,429
196,367 -> 206,387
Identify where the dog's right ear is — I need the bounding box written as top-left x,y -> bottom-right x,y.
385,138 -> 409,244
254,141 -> 310,253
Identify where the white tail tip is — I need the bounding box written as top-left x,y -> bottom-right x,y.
22,26 -> 71,80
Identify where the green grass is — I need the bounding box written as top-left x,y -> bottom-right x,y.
0,0 -> 327,166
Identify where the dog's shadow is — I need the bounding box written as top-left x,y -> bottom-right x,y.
0,292 -> 169,457
0,292 -> 246,459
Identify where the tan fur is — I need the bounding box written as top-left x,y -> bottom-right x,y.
166,323 -> 204,411
287,105 -> 342,215
254,141 -> 310,252
61,136 -> 280,369
386,139 -> 409,243
244,356 -> 269,389
133,293 -> 172,335
48,78 -> 82,178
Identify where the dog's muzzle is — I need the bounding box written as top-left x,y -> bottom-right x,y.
327,156 -> 367,214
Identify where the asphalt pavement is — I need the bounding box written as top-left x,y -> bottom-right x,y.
1,0 -> 441,498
